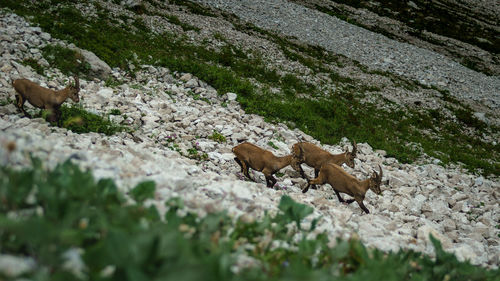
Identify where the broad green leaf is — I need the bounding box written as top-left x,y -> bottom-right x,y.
130,181 -> 156,203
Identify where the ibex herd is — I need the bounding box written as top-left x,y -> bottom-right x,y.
233,141 -> 384,214
9,76 -> 380,214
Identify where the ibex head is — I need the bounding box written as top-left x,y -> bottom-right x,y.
369,165 -> 383,195
344,140 -> 357,168
67,76 -> 80,102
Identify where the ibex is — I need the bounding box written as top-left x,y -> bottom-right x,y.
232,142 -> 294,188
292,140 -> 357,188
303,163 -> 383,214
12,76 -> 80,122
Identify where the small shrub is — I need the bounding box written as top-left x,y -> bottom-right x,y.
187,144 -> 208,161
40,105 -> 126,135
109,108 -> 121,115
454,108 -> 486,131
208,130 -> 226,143
104,77 -> 122,87
0,97 -> 13,106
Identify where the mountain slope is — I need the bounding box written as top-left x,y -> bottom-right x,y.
0,0 -> 499,274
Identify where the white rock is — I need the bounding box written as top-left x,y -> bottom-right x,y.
40,32 -> 51,41
474,176 -> 484,186
180,73 -> 192,81
408,194 -> 426,215
62,248 -> 87,279
442,219 -> 456,232
227,92 -> 237,101
0,255 -> 36,278
185,78 -> 199,88
230,183 -> 254,201
96,88 -> 114,100
417,224 -> 452,250
69,47 -> 111,79
453,244 -> 477,263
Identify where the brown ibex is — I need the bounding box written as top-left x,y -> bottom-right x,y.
232,142 -> 294,188
12,76 -> 80,122
303,163 -> 383,214
292,140 -> 357,188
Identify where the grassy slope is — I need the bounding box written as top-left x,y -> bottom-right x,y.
1,0 -> 499,176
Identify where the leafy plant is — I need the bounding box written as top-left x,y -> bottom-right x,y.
129,181 -> 155,203
275,195 -> 314,230
187,144 -> 209,161
35,104 -> 126,135
208,130 -> 226,143
105,77 -> 122,87
2,159 -> 498,280
109,108 -> 122,115
0,97 -> 13,106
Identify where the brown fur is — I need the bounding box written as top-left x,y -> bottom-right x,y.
291,141 -> 357,186
303,163 -> 383,214
12,76 -> 80,122
232,142 -> 294,188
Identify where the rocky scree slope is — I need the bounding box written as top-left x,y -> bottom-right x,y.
0,12 -> 499,268
86,0 -> 500,131
67,0 -> 499,176
290,0 -> 500,76
193,0 -> 500,111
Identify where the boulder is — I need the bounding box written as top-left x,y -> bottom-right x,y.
69,47 -> 111,79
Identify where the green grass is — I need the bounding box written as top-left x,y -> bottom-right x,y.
165,14 -> 200,32
109,108 -> 122,115
268,141 -> 279,150
35,105 -> 126,135
208,130 -> 226,143
1,0 -> 498,175
42,44 -> 91,77
20,58 -> 45,75
1,158 -> 498,280
0,97 -> 14,106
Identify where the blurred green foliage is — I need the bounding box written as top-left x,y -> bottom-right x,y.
1,159 -> 498,280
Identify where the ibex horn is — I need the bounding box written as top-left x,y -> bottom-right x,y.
378,165 -> 383,183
